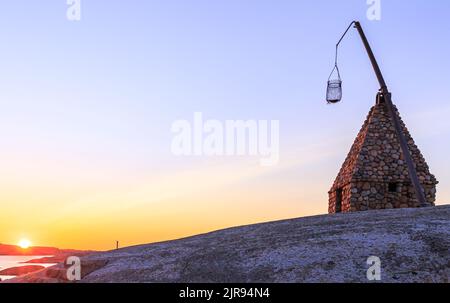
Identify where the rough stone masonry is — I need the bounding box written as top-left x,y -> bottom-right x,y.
329,95 -> 438,213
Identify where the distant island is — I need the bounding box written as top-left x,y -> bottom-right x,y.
0,265 -> 45,276
0,243 -> 59,256
0,243 -> 93,257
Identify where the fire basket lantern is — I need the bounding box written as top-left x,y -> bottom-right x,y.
326,66 -> 342,103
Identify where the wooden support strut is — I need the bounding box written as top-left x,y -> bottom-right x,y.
353,21 -> 429,207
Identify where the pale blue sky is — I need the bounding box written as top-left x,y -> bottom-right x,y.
0,1 -> 449,248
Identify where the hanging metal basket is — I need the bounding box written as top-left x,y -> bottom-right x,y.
326,65 -> 342,103
327,79 -> 342,103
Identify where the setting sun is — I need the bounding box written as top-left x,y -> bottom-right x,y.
18,239 -> 32,249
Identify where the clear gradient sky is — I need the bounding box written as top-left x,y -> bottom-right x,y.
1,1 -> 449,250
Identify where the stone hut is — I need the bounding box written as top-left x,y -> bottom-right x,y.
328,94 -> 438,213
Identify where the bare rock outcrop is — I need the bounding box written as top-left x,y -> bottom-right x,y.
6,205 -> 450,283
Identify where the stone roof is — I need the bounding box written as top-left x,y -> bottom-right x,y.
330,97 -> 438,192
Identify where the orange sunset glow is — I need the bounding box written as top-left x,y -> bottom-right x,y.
1,154 -> 329,250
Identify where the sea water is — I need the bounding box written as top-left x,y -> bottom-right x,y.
0,255 -> 56,281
